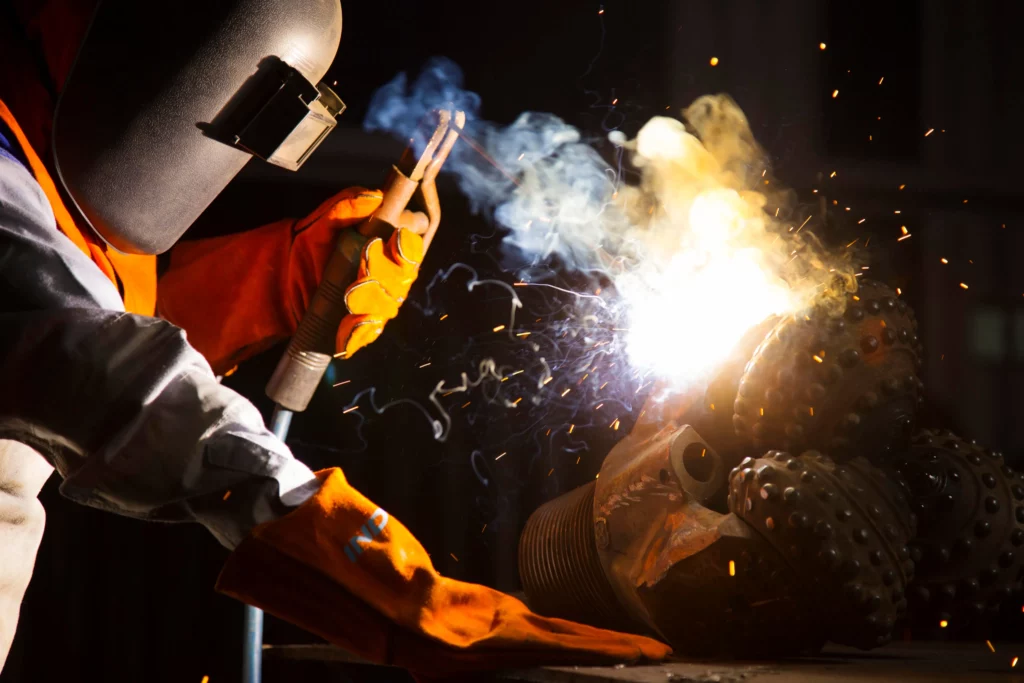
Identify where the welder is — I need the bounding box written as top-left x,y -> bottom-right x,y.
0,0 -> 669,678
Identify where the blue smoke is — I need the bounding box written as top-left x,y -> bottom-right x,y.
364,57 -> 630,274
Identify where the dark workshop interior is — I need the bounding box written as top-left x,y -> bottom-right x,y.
3,1 -> 1024,682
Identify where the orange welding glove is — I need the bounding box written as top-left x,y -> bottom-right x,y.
336,225 -> 424,359
216,468 -> 672,678
156,187 -> 427,375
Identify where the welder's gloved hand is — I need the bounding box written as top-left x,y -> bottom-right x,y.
336,225 -> 424,359
156,187 -> 428,375
216,468 -> 672,678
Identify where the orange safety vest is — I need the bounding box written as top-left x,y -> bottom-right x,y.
0,99 -> 156,316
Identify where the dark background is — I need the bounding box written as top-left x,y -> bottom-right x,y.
5,1 -> 1024,681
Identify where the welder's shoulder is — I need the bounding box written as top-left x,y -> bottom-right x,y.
0,154 -> 123,311
0,152 -> 50,227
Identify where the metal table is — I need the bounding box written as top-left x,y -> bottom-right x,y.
262,641 -> 1024,682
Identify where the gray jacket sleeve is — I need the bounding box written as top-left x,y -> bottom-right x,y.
0,154 -> 319,548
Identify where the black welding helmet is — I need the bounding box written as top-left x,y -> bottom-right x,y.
52,0 -> 345,255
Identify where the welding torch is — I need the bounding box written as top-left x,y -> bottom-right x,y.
240,109 -> 464,683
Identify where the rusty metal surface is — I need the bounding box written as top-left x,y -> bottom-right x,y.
732,280 -> 922,460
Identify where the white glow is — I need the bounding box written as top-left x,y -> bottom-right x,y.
617,117 -> 800,388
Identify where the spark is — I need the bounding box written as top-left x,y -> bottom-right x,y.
419,362 -> 432,369
899,184 -> 906,190
813,355 -> 824,363
343,405 -> 359,414
1013,656 -> 1019,668
495,452 -> 507,461
832,89 -> 839,98
796,215 -> 812,233
941,258 -> 948,264
729,560 -> 736,576
879,76 -> 884,85
963,199 -> 969,204
461,401 -> 471,408
493,325 -> 506,332
988,640 -> 996,653
598,7 -> 604,13
595,403 -> 604,410
440,314 -> 448,321
511,370 -> 524,376
561,388 -> 571,397
543,376 -> 554,385
901,225 -> 908,235
830,170 -> 837,178
201,677 -> 210,683
925,128 -> 935,137
809,407 -> 814,416
710,56 -> 719,66
897,234 -> 912,241
611,419 -> 621,431
450,553 -> 459,562
940,620 -> 948,628
896,288 -> 902,296
960,282 -> 969,290
612,98 -> 619,105
894,210 -> 902,214
576,457 -> 581,464
701,448 -> 707,457
858,218 -> 866,224
222,491 -> 231,501
516,331 -> 531,338
332,380 -> 351,387
547,468 -> 554,476
513,397 -> 523,406
819,42 -> 827,50
482,524 -> 487,533
569,424 -> 575,434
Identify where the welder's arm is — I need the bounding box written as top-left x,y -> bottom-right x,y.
0,154 -> 319,548
157,188 -> 427,375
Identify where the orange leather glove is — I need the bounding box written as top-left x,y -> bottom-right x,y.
336,225 -> 423,359
156,188 -> 426,375
216,468 -> 672,678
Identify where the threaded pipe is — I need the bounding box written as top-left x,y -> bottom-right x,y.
518,481 -> 629,629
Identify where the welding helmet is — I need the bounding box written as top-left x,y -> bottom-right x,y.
51,0 -> 345,255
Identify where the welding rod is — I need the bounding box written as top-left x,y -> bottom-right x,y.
244,110 -> 464,683
265,109 -> 464,411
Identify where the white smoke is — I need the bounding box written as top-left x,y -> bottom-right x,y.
365,58 -> 852,389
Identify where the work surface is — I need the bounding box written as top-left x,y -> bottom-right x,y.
264,641 -> 1024,682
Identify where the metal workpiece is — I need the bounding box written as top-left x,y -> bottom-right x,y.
590,423 -> 727,633
521,423 -> 827,657
729,451 -> 916,649
687,316 -> 781,473
732,280 -> 922,461
517,480 -> 641,633
888,430 -> 1024,634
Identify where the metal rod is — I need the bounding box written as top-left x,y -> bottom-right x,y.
242,405 -> 294,683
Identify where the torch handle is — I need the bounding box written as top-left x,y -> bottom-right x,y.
265,171 -> 419,411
